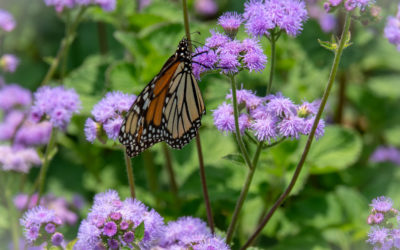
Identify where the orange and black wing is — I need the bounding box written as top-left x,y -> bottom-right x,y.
119,43 -> 205,157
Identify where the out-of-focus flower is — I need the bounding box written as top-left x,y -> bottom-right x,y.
213,90 -> 325,141
0,9 -> 16,32
20,206 -> 64,245
85,91 -> 136,143
0,84 -> 32,111
307,1 -> 337,32
370,196 -> 394,213
44,0 -> 116,12
0,110 -> 25,141
384,5 -> 400,51
75,189 -> 164,249
244,0 -> 308,37
14,193 -> 80,225
93,0 -> 116,11
324,0 -> 375,12
370,146 -> 400,165
195,0 -> 218,16
159,216 -> 229,249
0,54 -> 20,73
0,146 -> 41,173
14,121 -> 52,147
44,0 -> 75,13
30,86 -> 81,130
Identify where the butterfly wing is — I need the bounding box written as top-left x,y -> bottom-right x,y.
119,53 -> 205,157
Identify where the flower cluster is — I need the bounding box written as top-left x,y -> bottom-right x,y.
0,84 -> 32,111
85,91 -> 136,142
370,146 -> 400,166
193,32 -> 267,77
195,0 -> 218,16
20,206 -> 65,247
30,86 -> 81,130
44,0 -> 116,13
324,0 -> 375,12
14,193 -> 81,225
0,54 -> 20,73
243,0 -> 308,37
0,145 -> 41,173
0,9 -> 16,32
159,217 -> 229,249
75,190 -> 164,249
213,89 -> 325,141
384,4 -> 400,51
367,196 -> 400,249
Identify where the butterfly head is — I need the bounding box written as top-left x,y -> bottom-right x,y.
176,38 -> 191,62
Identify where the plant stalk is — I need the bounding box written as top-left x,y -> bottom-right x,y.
162,143 -> 179,200
124,150 -> 136,199
241,13 -> 352,249
267,32 -> 277,94
181,0 -> 215,233
37,127 -> 58,200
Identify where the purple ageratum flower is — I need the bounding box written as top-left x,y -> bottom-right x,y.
44,0 -> 75,13
0,146 -> 41,173
302,117 -> 325,139
244,0 -> 308,37
226,87 -> 263,110
374,213 -> 384,224
251,114 -> 278,142
205,30 -> 231,49
192,236 -> 230,250
103,116 -> 123,140
0,9 -> 16,32
0,84 -> 32,111
45,223 -> 56,234
212,103 -> 249,134
267,94 -> 297,118
367,226 -> 390,245
241,38 -> 267,72
195,0 -> 218,16
123,231 -> 135,243
218,12 -> 243,38
370,146 -> 400,165
31,86 -> 81,130
14,193 -> 39,211
370,196 -> 393,213
0,110 -> 24,141
1,54 -> 20,73
108,239 -> 119,249
384,7 -> 400,52
344,0 -> 375,11
160,216 -> 210,247
14,121 -> 52,147
93,0 -> 117,11
192,47 -> 218,79
278,116 -> 304,139
20,206 -> 62,243
76,189 -> 165,249
51,232 -> 64,246
84,118 -> 99,142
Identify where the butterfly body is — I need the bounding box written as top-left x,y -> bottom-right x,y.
119,38 -> 205,157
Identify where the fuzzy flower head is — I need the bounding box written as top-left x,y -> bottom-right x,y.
0,54 -> 19,73
195,0 -> 218,16
370,196 -> 393,213
0,9 -> 16,32
213,90 -> 325,142
30,86 -> 81,130
370,146 -> 400,165
20,206 -> 64,245
218,12 -> 243,38
0,146 -> 41,173
159,216 -> 230,249
14,121 -> 52,147
195,31 -> 267,77
75,189 -> 165,249
244,0 -> 308,37
384,5 -> 400,52
0,84 -> 32,111
44,0 -> 116,12
85,91 -> 136,143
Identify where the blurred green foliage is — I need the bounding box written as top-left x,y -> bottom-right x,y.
1,0 -> 400,249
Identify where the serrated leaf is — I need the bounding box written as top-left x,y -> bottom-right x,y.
134,222 -> 145,242
306,126 -> 362,174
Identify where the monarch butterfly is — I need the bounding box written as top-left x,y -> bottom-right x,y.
119,38 -> 205,157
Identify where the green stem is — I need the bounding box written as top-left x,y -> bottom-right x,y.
162,143 -> 179,202
241,13 -> 352,249
41,7 -> 86,86
229,75 -> 253,169
0,172 -> 20,249
38,127 -> 58,199
226,142 -> 263,244
266,32 -> 277,94
181,0 -> 215,233
143,151 -> 159,205
124,150 -> 136,199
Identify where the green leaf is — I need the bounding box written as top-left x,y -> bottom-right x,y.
134,222 -> 145,242
368,75 -> 400,99
384,125 -> 400,147
66,239 -> 77,250
306,126 -> 362,174
108,61 -> 140,94
223,153 -> 245,166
